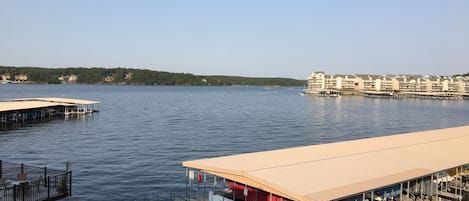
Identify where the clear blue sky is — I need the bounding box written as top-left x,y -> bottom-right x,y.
1,1 -> 468,79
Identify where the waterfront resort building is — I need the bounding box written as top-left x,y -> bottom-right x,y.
182,125 -> 469,201
307,71 -> 469,93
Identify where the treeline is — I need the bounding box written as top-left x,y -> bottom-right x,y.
454,72 -> 469,77
0,66 -> 305,86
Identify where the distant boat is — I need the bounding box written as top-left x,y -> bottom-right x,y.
298,92 -> 305,96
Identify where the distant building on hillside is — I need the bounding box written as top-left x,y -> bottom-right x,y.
14,74 -> 28,82
68,74 -> 78,82
124,72 -> 133,80
103,75 -> 114,82
58,74 -> 78,83
1,73 -> 10,80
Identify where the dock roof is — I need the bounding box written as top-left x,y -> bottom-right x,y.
0,97 -> 99,112
183,125 -> 469,201
10,97 -> 99,105
0,101 -> 74,112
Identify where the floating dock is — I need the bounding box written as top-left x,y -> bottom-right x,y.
361,91 -> 395,99
183,126 -> 469,201
317,90 -> 340,97
361,91 -> 468,100
0,97 -> 99,123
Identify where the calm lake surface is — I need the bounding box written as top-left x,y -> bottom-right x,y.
1,84 -> 468,201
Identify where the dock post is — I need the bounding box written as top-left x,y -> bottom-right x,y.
362,192 -> 365,201
185,168 -> 188,199
197,171 -> 199,201
13,185 -> 17,201
435,178 -> 439,201
0,160 -> 2,178
233,181 -> 236,201
459,167 -> 463,199
430,175 -> 433,199
212,175 -> 216,194
69,170 -> 72,196
189,170 -> 192,201
22,182 -> 25,201
371,190 -> 374,201
454,167 -> 461,197
21,163 -> 24,174
400,183 -> 403,201
44,167 -> 47,187
420,178 -> 423,199
47,176 -> 50,199
204,172 -> 206,200
244,184 -> 247,201
407,181 -> 410,199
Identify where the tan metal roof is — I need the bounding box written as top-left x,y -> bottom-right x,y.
11,97 -> 99,105
183,125 -> 469,201
0,101 -> 74,112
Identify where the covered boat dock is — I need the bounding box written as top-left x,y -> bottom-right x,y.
183,125 -> 469,201
0,97 -> 99,123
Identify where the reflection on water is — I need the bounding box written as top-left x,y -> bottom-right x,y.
0,84 -> 468,201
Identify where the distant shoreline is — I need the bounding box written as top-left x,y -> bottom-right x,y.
0,66 -> 306,87
0,81 -> 301,88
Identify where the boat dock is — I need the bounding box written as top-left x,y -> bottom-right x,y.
361,91 -> 468,100
361,91 -> 395,99
0,97 -> 99,124
182,125 -> 469,201
317,90 -> 340,97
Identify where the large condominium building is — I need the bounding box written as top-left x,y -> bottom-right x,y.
307,71 -> 469,93
443,77 -> 463,92
355,74 -> 379,91
392,76 -> 428,92
308,71 -> 325,90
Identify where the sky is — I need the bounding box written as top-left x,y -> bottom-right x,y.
0,1 -> 468,79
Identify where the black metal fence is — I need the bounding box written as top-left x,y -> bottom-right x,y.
0,160 -> 71,201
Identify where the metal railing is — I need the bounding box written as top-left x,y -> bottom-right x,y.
0,160 -> 71,201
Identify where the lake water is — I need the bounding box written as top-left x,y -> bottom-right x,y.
0,84 -> 468,201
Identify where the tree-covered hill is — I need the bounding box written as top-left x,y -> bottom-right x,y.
0,66 -> 306,86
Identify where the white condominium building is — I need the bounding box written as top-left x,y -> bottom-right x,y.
307,71 -> 469,93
